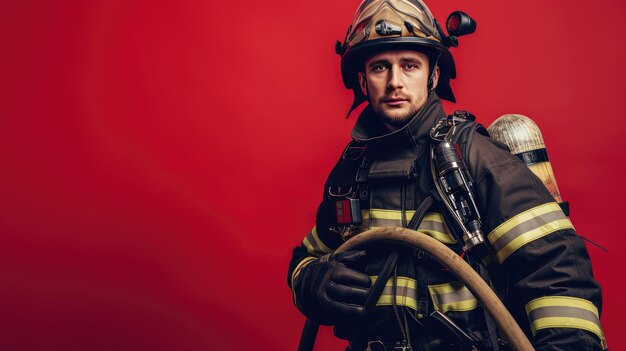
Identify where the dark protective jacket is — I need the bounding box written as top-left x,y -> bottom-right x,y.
288,94 -> 607,350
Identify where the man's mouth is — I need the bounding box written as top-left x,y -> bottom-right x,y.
384,98 -> 408,106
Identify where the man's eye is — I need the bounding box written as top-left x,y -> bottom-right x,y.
404,63 -> 417,70
373,65 -> 387,72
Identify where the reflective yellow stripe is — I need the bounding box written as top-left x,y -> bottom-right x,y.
292,256 -> 317,286
526,296 -> 599,313
369,209 -> 416,220
525,296 -> 606,344
291,256 -> 317,306
371,276 -> 417,289
371,275 -> 418,310
530,317 -> 603,339
302,226 -> 332,256
376,295 -> 418,310
365,210 -> 456,244
422,212 -> 444,224
489,203 -> 563,242
428,281 -> 478,313
487,203 -> 573,262
418,230 -> 454,244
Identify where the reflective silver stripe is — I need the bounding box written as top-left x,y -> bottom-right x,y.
529,306 -> 599,325
371,275 -> 418,310
487,203 -> 574,262
302,226 -> 332,256
428,281 -> 478,313
370,217 -> 403,227
525,296 -> 606,346
380,285 -> 417,300
435,289 -> 475,306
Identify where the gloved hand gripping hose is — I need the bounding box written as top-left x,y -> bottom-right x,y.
334,227 -> 534,351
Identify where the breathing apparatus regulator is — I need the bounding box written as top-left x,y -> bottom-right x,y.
430,111 -> 491,260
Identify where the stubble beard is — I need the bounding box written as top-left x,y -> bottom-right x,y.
373,93 -> 427,128
378,107 -> 418,127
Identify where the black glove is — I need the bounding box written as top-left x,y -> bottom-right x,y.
293,250 -> 371,325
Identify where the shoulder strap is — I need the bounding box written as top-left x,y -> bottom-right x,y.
328,140 -> 368,190
450,118 -> 490,164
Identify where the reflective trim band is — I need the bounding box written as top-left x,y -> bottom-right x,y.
419,213 -> 457,244
365,210 -> 456,244
371,275 -> 418,310
525,296 -> 606,344
487,203 -> 573,262
428,281 -> 478,313
302,226 -> 332,256
292,256 -> 317,286
376,295 -> 418,310
367,209 -> 415,227
291,256 -> 317,305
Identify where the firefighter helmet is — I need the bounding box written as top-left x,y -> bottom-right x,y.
337,0 -> 457,113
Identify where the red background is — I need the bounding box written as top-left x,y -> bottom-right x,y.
1,1 -> 624,350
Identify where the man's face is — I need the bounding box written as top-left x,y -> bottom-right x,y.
358,49 -> 439,126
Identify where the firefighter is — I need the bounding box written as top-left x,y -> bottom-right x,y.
288,0 -> 607,350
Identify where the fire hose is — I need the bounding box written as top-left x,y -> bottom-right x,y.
307,226 -> 535,351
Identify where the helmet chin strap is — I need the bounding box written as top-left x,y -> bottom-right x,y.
428,53 -> 441,92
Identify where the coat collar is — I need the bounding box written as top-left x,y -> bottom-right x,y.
351,93 -> 446,153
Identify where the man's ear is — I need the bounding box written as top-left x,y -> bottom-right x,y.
430,66 -> 440,91
358,71 -> 368,97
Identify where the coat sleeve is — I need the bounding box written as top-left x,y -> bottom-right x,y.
466,134 -> 607,350
287,158 -> 347,311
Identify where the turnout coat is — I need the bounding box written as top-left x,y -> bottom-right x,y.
288,94 -> 606,350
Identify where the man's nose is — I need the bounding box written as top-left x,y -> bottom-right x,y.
387,65 -> 404,90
